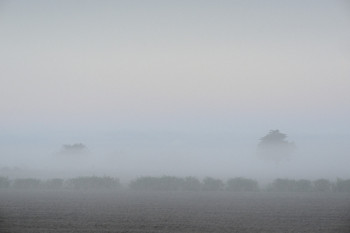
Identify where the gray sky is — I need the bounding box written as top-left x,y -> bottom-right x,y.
1,0 -> 349,180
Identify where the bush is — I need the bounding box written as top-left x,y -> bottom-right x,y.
227,177 -> 259,192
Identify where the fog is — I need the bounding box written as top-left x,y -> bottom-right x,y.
1,1 -> 350,183
1,124 -> 349,183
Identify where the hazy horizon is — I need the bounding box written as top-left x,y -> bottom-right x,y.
1,1 -> 349,181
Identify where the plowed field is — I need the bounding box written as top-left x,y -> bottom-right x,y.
1,191 -> 349,232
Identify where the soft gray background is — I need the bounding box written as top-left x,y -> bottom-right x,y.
1,0 -> 349,181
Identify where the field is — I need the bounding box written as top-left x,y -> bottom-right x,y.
1,190 -> 349,233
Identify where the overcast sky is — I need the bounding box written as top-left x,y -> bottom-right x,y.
1,1 -> 349,179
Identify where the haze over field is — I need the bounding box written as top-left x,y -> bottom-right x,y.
1,0 -> 349,181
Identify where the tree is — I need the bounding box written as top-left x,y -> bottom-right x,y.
60,143 -> 87,154
257,130 -> 295,163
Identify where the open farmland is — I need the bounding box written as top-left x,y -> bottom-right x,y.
0,190 -> 349,233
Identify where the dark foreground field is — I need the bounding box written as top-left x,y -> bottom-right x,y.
0,190 -> 349,233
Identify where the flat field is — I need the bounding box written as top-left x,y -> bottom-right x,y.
0,190 -> 349,233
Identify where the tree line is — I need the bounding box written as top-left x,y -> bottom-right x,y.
0,176 -> 120,190
1,176 -> 350,192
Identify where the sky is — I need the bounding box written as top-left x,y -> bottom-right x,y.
0,0 -> 350,180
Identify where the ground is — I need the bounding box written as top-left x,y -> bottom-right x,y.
1,190 -> 349,233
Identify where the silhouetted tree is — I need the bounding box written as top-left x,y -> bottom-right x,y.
226,177 -> 259,192
60,143 -> 88,155
258,130 -> 295,163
